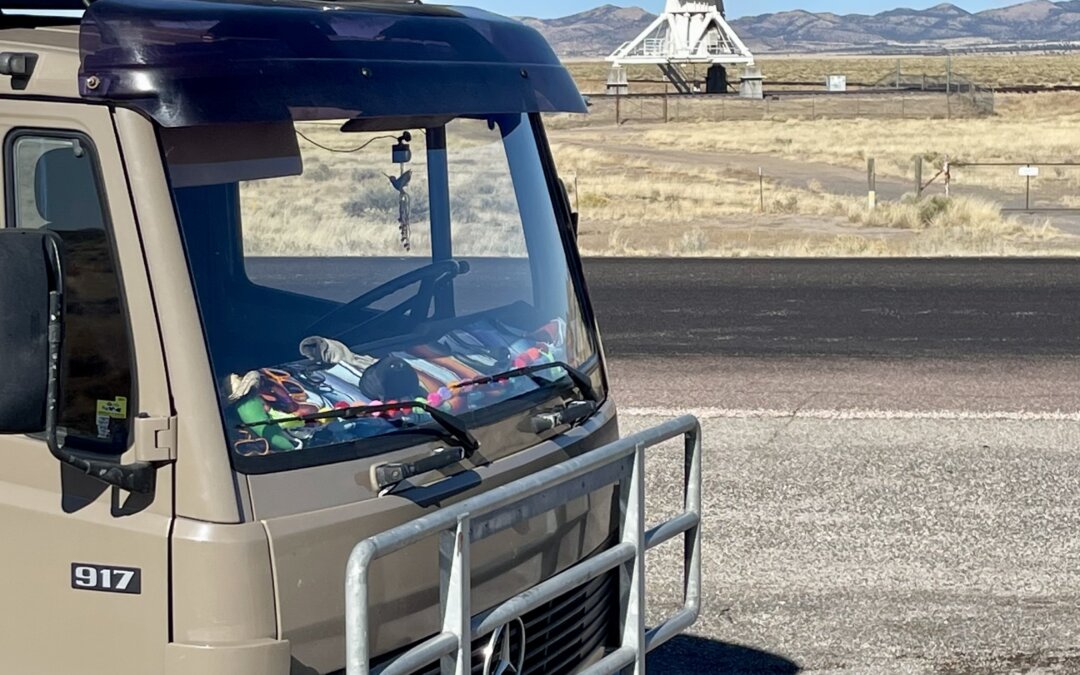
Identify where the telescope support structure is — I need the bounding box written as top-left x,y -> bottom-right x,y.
607,0 -> 758,97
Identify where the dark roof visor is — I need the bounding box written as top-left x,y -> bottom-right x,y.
78,0 -> 587,127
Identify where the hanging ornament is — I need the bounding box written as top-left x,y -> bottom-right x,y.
386,169 -> 413,252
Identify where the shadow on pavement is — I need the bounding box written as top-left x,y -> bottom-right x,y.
648,635 -> 801,674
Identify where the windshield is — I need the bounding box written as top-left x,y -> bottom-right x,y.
163,114 -> 600,472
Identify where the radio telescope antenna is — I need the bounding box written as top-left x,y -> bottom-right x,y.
607,0 -> 761,97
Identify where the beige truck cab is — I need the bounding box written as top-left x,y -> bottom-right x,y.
0,1 -> 702,674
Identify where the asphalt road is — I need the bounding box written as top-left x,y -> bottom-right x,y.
584,258 -> 1080,360
583,259 -> 1080,674
584,258 -> 1080,415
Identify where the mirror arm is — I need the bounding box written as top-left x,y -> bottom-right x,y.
43,259 -> 157,495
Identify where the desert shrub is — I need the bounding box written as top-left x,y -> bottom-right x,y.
916,195 -> 951,227
669,228 -> 710,255
579,192 -> 611,208
769,193 -> 800,214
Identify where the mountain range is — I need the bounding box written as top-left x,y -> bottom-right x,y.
519,1 -> 1080,56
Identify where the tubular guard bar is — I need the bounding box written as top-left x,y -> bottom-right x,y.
345,415 -> 703,675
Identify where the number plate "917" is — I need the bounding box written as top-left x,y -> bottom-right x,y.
71,563 -> 142,595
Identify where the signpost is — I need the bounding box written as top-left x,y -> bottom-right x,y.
1020,165 -> 1039,210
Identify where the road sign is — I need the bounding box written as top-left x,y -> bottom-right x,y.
1019,166 -> 1040,177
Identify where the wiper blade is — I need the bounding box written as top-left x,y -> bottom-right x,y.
239,401 -> 480,454
454,361 -> 599,404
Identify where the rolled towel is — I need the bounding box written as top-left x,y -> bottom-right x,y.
226,371 -> 262,403
300,336 -> 377,370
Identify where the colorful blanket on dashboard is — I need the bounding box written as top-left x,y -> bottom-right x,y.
224,317 -> 569,456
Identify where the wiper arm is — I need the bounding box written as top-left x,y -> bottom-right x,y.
239,400 -> 480,454
455,361 -> 599,404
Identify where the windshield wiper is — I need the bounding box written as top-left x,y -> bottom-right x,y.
239,400 -> 480,454
456,361 -> 600,404
453,361 -> 601,434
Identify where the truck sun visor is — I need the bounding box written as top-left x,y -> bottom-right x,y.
77,0 -> 588,127
160,122 -> 302,188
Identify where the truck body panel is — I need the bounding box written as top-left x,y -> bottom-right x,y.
0,97 -> 175,674
0,4 -> 700,673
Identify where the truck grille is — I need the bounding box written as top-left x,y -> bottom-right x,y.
369,570 -> 618,675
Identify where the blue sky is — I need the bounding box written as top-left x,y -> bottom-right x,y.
450,1 -> 1028,19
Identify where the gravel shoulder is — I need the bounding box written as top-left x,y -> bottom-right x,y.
634,413 -> 1080,674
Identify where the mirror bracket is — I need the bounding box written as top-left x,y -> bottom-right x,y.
41,244 -> 161,495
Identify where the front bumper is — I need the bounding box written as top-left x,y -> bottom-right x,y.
345,416 -> 703,675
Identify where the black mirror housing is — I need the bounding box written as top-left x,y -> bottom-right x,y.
0,230 -> 57,433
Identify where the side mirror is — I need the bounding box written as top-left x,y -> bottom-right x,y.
0,230 -> 156,493
0,230 -> 54,433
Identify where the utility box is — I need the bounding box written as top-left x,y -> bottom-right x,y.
827,74 -> 847,92
606,66 -> 629,95
740,64 -> 764,99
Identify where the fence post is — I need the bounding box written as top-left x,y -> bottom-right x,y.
944,155 -> 951,198
868,158 -> 877,210
615,91 -> 621,126
946,52 -> 953,120
1025,166 -> 1032,211
914,156 -> 923,199
664,88 -> 670,124
759,167 -> 765,213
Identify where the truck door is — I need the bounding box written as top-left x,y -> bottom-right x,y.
0,101 -> 173,674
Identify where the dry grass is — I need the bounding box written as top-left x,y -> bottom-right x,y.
757,53 -> 1080,89
568,54 -> 1080,93
239,90 -> 1080,259
544,89 -> 1080,258
634,92 -> 1080,183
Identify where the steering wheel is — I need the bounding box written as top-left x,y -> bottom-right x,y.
304,259 -> 470,339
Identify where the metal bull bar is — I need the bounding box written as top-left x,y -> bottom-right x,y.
345,415 -> 703,675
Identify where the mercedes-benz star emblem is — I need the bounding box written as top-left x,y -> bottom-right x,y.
481,617 -> 526,675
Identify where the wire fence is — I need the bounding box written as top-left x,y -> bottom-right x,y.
568,90 -> 992,127
945,161 -> 1080,213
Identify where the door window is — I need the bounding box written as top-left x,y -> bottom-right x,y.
6,132 -> 133,454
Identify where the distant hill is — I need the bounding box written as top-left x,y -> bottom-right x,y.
520,1 -> 1080,57
518,6 -> 657,58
